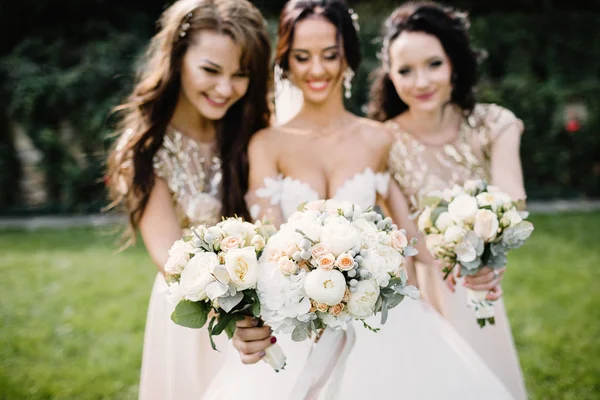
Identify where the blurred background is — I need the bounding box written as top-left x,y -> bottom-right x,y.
1,1 -> 599,399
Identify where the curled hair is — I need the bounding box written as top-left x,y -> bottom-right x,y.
368,1 -> 479,121
275,0 -> 361,76
106,0 -> 271,246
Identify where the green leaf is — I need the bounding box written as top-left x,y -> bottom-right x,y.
171,300 -> 208,329
225,319 -> 238,339
212,313 -> 233,336
208,317 -> 218,351
292,323 -> 310,342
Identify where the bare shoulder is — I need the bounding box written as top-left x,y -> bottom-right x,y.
248,126 -> 281,155
355,116 -> 393,149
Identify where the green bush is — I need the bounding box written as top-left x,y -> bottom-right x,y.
1,7 -> 599,214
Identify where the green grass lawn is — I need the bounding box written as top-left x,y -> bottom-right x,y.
1,212 -> 599,399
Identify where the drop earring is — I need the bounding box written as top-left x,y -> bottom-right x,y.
344,68 -> 355,99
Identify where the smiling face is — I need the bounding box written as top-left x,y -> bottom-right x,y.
178,30 -> 250,121
388,31 -> 453,114
287,16 -> 345,105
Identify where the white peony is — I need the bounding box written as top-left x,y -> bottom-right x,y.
224,247 -> 260,290
352,217 -> 378,244
219,219 -> 256,244
179,252 -> 219,301
304,268 -> 347,306
434,211 -> 454,232
346,279 -> 380,319
448,195 -> 479,223
473,209 -> 499,242
164,239 -> 194,275
320,221 -> 361,256
362,246 -> 404,288
444,225 -> 466,243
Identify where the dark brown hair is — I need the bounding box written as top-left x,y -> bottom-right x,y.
275,0 -> 361,75
368,1 -> 479,121
106,0 -> 271,246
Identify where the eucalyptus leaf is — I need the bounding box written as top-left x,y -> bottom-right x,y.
171,300 -> 208,329
380,298 -> 389,325
208,317 -> 218,351
219,292 -> 244,313
403,245 -> 418,257
292,323 -> 310,342
420,196 -> 442,208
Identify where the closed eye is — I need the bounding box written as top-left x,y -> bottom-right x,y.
429,60 -> 443,68
398,67 -> 411,76
202,67 -> 219,74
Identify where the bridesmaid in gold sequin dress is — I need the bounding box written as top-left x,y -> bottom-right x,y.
105,1 -> 272,398
368,3 -> 528,399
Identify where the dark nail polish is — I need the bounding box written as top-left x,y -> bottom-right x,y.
270,336 -> 277,344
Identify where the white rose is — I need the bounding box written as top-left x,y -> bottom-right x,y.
346,279 -> 380,319
464,179 -> 484,194
476,192 -> 499,211
320,222 -> 361,256
501,208 -> 523,228
304,268 -> 347,306
205,226 -> 224,244
417,207 -> 433,232
473,209 -> 499,242
434,211 -> 454,232
251,235 -> 266,251
164,239 -> 194,275
448,195 -> 479,223
165,281 -> 185,304
444,225 -> 466,243
224,247 -> 260,290
487,186 -> 512,207
179,252 -> 219,301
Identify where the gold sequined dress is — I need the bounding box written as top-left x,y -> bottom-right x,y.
388,103 -> 528,400
138,128 -> 227,400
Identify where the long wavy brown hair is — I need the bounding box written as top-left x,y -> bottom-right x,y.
368,1 -> 479,122
106,0 -> 271,246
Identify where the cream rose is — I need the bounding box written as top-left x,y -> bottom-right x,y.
448,195 -> 479,223
330,303 -> 345,316
220,219 -> 256,243
346,279 -> 380,319
474,209 -> 499,241
220,236 -> 242,252
316,303 -> 329,313
164,239 -> 194,275
310,243 -> 331,259
179,252 -> 219,301
277,257 -> 298,276
434,211 -> 454,232
264,247 -> 284,263
224,247 -> 260,290
335,253 -> 355,271
304,268 -> 347,306
251,235 -> 266,252
390,230 -> 409,251
425,234 -> 446,254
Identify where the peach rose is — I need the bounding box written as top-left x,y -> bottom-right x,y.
277,257 -> 298,276
317,254 -> 336,270
390,230 -> 408,251
220,236 -> 242,251
311,243 -> 332,259
335,253 -> 355,271
316,303 -> 329,313
330,303 -> 345,316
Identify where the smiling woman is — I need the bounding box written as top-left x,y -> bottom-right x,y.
104,0 -> 272,399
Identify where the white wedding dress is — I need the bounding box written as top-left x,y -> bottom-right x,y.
202,168 -> 514,399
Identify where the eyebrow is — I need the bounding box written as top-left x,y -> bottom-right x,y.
199,59 -> 222,69
290,45 -> 339,53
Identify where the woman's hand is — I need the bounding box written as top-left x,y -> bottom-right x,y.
232,316 -> 277,365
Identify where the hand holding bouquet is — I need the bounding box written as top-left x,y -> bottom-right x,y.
163,217 -> 286,371
418,180 -> 534,327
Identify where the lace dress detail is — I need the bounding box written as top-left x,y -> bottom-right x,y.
248,168 -> 390,223
388,103 -> 523,212
153,127 -> 222,228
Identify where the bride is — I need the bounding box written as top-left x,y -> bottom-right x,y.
202,1 -> 514,399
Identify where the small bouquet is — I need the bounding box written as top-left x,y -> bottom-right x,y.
163,217 -> 286,371
418,180 -> 534,327
257,199 -> 419,342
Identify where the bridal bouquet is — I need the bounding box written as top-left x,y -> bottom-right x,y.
257,199 -> 420,342
163,217 -> 286,371
418,180 -> 534,327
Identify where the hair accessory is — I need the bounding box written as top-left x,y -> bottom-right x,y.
179,12 -> 193,38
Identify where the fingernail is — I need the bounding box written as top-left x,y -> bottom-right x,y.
270,336 -> 277,344
258,351 -> 266,358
